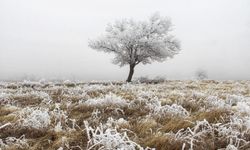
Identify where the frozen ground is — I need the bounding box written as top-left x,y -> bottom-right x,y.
0,80 -> 250,150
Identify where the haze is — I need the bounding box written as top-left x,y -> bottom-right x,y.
0,0 -> 250,81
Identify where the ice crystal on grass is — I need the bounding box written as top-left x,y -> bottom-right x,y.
244,117 -> 250,128
137,91 -> 156,100
84,120 -> 152,150
147,97 -> 189,117
176,118 -> 250,149
84,84 -> 106,92
225,144 -> 238,150
191,91 -> 205,99
85,93 -> 128,107
106,117 -> 129,128
226,95 -> 245,105
0,135 -> 29,149
22,80 -> 43,87
215,116 -> 250,148
234,102 -> 250,114
0,122 -> 12,130
0,93 -> 11,105
63,80 -> 76,87
54,121 -> 63,132
206,96 -> 226,108
36,91 -> 52,104
50,103 -> 69,131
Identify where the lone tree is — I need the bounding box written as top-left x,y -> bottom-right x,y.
195,69 -> 208,80
89,13 -> 181,82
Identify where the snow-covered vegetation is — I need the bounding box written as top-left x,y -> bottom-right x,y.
0,80 -> 250,149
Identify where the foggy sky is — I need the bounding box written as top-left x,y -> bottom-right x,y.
0,0 -> 250,81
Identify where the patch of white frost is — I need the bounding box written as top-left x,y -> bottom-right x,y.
84,93 -> 128,107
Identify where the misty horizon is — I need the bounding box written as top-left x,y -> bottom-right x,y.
1,0 -> 250,81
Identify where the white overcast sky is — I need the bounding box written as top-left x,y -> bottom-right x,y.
0,0 -> 250,81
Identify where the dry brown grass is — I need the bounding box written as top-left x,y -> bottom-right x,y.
129,118 -> 158,138
68,104 -> 95,126
157,109 -> 232,149
50,88 -> 64,103
142,134 -> 183,150
0,126 -> 48,139
29,130 -> 88,150
0,106 -> 14,116
114,91 -> 137,101
0,106 -> 17,124
11,95 -> 43,107
0,115 -> 16,125
161,117 -> 194,133
123,106 -> 150,119
192,108 -> 231,124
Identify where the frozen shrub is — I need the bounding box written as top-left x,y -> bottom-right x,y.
5,83 -> 19,89
136,76 -> 150,83
136,76 -> 165,84
18,107 -> 51,129
63,80 -> 76,87
34,91 -> 52,104
153,76 -> 166,83
21,80 -> 43,88
195,70 -> 208,80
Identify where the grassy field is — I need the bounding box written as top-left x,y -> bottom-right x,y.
0,80 -> 250,150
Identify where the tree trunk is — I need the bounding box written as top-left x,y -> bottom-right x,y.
126,64 -> 135,82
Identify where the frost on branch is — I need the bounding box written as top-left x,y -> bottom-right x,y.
89,13 -> 180,67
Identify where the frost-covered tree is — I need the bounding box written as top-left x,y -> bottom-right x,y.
89,13 -> 181,82
195,69 -> 208,80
